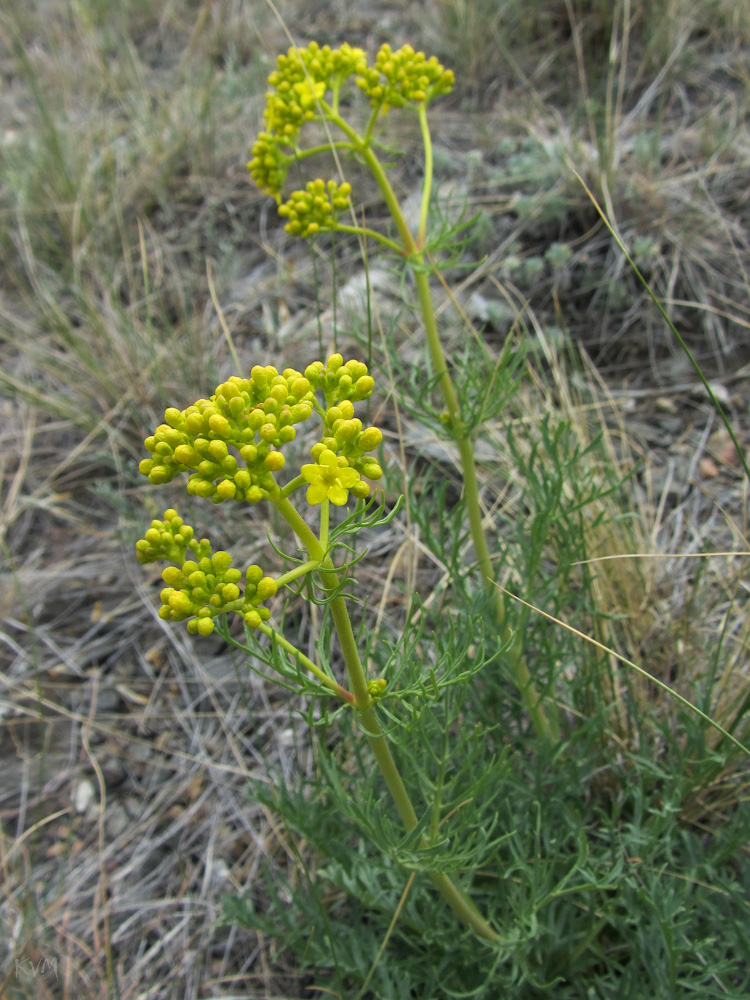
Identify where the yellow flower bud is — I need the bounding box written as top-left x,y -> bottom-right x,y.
192,480 -> 216,499
290,377 -> 311,399
209,413 -> 231,437
162,566 -> 182,586
212,551 -> 233,574
174,445 -> 199,467
216,480 -> 237,500
335,419 -> 360,441
256,577 -> 278,601
354,375 -> 375,397
264,451 -> 285,472
164,407 -> 183,428
208,439 -> 228,461
359,426 -> 383,450
168,591 -> 192,615
185,411 -> 204,434
244,609 -> 261,629
228,396 -> 245,419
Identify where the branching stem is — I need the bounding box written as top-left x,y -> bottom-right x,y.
270,489 -> 499,941
324,113 -> 557,741
257,622 -> 355,703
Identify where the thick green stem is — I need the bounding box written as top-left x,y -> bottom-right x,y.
271,490 -> 499,941
378,158 -> 552,737
359,702 -> 498,942
272,493 -> 370,708
360,148 -> 556,741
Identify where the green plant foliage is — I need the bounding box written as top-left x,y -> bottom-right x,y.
132,28 -> 750,997
224,713 -> 750,998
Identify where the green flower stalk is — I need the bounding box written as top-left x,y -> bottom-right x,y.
137,354 -> 499,942
247,42 -> 556,742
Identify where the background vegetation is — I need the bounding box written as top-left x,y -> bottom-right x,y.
1,0 -> 748,997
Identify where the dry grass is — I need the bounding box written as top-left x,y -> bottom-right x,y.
1,0 -> 749,996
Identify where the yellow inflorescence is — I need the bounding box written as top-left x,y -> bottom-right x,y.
355,43 -> 454,110
278,179 -> 352,238
137,356 -> 385,634
138,356 -> 382,507
247,41 -> 454,209
138,367 -> 315,505
136,509 -> 278,638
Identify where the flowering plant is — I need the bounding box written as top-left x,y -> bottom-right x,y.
137,353 -> 499,941
247,41 -> 557,742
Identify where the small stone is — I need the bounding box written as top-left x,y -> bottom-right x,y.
698,457 -> 719,478
690,381 -> 730,406
105,802 -> 130,839
93,688 -> 121,714
74,778 -> 96,815
101,757 -> 127,789
655,396 -> 678,414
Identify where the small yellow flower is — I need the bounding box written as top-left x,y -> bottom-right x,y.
301,448 -> 361,506
293,78 -> 326,110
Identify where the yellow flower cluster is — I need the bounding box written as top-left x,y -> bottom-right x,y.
136,510 -> 278,637
304,353 -> 375,404
355,43 -> 454,110
303,354 -> 383,498
247,132 -> 290,201
135,508 -> 208,565
138,355 -> 382,511
278,179 -> 352,238
265,41 -> 365,142
138,368 -> 315,504
247,40 -> 453,204
247,42 -> 364,201
367,677 -> 387,700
